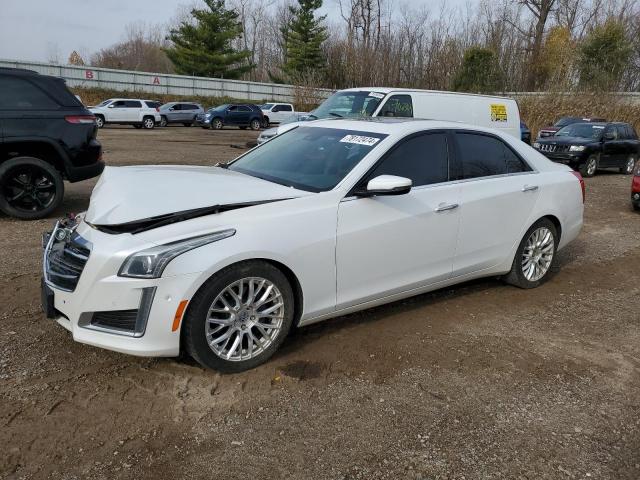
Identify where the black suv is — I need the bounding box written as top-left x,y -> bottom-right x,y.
197,104 -> 264,130
0,68 -> 103,219
537,116 -> 607,138
533,122 -> 639,177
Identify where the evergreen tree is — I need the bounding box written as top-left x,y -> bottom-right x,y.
452,47 -> 502,93
578,20 -> 632,91
164,0 -> 252,79
281,0 -> 328,79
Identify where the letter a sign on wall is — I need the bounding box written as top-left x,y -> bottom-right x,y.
152,76 -> 161,85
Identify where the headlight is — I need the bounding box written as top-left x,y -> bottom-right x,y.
569,145 -> 586,152
205,114 -> 211,119
533,142 -> 540,149
118,229 -> 235,279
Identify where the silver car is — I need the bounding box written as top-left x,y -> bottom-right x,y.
158,102 -> 204,127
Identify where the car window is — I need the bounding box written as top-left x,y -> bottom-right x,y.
0,77 -> 59,110
145,101 -> 160,109
455,132 -> 529,179
281,105 -> 293,112
368,133 -> 448,187
605,126 -> 618,140
111,100 -> 126,107
238,106 -> 251,112
229,127 -> 388,192
185,104 -> 198,110
228,105 -> 238,112
171,104 -> 182,110
124,100 -> 142,108
378,95 -> 414,118
615,125 -> 627,139
312,91 -> 384,119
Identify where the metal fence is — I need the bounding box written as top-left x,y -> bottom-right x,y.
0,58 -> 334,103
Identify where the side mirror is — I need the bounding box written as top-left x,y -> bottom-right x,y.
603,132 -> 615,141
355,175 -> 412,197
108,104 -> 115,108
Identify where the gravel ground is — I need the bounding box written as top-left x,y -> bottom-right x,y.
1,125 -> 639,480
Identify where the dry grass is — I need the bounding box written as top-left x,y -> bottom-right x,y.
518,92 -> 640,137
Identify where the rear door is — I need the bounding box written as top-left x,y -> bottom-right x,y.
124,100 -> 142,122
451,131 -> 539,276
336,131 -> 461,308
600,125 -> 624,167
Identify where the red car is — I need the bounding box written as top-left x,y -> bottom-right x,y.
632,161 -> 640,211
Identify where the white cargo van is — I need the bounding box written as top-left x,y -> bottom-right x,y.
258,88 -> 521,144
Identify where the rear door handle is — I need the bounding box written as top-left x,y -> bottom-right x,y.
522,185 -> 539,192
435,203 -> 459,212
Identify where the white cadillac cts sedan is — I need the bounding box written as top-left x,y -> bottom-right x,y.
42,118 -> 584,372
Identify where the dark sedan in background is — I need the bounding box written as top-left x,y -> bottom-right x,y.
195,104 -> 264,130
533,122 -> 639,177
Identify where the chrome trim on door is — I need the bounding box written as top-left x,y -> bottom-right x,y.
435,203 -> 459,212
522,185 -> 539,192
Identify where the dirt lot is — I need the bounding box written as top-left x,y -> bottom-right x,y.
1,126 -> 639,480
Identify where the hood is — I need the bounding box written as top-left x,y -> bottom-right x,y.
85,165 -> 309,227
538,136 -> 597,146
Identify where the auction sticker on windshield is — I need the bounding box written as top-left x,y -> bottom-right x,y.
490,104 -> 508,122
340,135 -> 381,146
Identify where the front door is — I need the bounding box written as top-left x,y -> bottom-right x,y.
336,131 -> 461,308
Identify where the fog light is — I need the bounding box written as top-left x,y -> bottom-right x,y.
634,193 -> 640,200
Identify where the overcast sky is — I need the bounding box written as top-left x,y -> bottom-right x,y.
0,0 -> 469,64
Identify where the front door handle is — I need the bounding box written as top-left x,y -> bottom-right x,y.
522,185 -> 539,192
435,203 -> 459,212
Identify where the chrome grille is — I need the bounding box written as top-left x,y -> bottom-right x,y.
538,144 -> 570,153
44,224 -> 91,291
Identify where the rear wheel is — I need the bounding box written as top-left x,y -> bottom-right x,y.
160,116 -> 168,128
0,157 -> 64,220
95,115 -> 105,128
504,218 -> 558,289
621,155 -> 637,174
183,261 -> 295,373
142,116 -> 155,129
262,116 -> 270,128
580,155 -> 598,177
250,119 -> 261,130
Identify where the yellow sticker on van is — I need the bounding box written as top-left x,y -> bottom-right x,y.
490,104 -> 508,122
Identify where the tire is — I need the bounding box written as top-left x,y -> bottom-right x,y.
262,116 -> 270,128
212,118 -> 223,130
503,218 -> 558,289
579,154 -> 598,177
183,261 -> 295,373
95,115 -> 105,128
142,116 -> 155,130
0,157 -> 64,220
620,155 -> 637,175
633,203 -> 640,212
160,116 -> 168,128
250,119 -> 261,131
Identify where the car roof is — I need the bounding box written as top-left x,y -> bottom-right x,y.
338,87 -> 514,101
298,117 -> 511,137
0,67 -> 39,76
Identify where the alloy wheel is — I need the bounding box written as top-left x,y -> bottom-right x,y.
213,119 -> 223,129
521,227 -> 555,282
2,165 -> 57,213
160,116 -> 168,127
143,118 -> 155,129
587,157 -> 597,176
95,116 -> 104,128
626,156 -> 636,174
205,277 -> 285,362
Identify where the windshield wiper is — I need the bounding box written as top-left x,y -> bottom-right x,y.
307,113 -> 318,120
329,112 -> 343,118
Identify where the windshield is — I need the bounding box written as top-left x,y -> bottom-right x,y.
261,103 -> 274,110
554,117 -> 580,128
311,91 -> 385,120
556,123 -> 604,139
209,104 -> 229,112
228,127 -> 388,192
97,99 -> 112,107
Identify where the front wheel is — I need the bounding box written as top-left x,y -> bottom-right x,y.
0,157 -> 64,220
621,155 -> 637,175
142,117 -> 155,129
504,218 -> 558,289
211,118 -> 223,130
95,116 -> 105,128
182,261 -> 295,373
580,155 -> 598,177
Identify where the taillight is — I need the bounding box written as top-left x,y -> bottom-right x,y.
65,115 -> 96,124
571,171 -> 585,203
156,107 -> 160,112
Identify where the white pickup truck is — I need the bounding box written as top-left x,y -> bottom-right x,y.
260,103 -> 296,126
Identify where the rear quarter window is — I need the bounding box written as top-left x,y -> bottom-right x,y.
455,132 -> 531,179
0,76 -> 60,110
